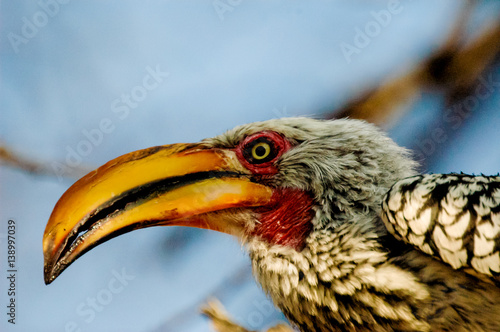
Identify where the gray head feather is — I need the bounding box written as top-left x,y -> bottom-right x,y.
206,117 -> 418,231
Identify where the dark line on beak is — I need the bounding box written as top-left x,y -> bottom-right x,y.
46,171 -> 246,284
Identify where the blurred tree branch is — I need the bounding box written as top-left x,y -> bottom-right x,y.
331,3 -> 500,128
0,144 -> 92,180
202,299 -> 295,332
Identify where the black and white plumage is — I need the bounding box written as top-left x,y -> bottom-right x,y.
43,118 -> 500,332
207,118 -> 500,331
383,174 -> 500,284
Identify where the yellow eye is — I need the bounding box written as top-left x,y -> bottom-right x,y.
251,142 -> 271,160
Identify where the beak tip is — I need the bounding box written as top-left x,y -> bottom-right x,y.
43,272 -> 52,285
43,260 -> 61,285
43,266 -> 54,285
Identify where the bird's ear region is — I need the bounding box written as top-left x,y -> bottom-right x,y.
235,131 -> 292,175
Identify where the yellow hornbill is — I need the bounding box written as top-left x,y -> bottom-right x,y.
43,118 -> 500,331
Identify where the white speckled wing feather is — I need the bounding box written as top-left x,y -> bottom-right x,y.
381,174 -> 500,282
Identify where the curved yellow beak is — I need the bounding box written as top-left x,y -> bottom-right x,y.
43,143 -> 273,284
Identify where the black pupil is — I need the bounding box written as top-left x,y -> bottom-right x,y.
243,137 -> 276,164
255,145 -> 267,157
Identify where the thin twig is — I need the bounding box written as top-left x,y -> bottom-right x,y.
0,144 -> 92,180
201,299 -> 295,332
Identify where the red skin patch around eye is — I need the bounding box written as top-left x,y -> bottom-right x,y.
235,131 -> 313,250
251,188 -> 314,251
234,131 -> 292,175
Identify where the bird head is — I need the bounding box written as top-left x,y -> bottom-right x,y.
43,118 -> 416,284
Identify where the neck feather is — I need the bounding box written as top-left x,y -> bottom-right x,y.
247,221 -> 430,331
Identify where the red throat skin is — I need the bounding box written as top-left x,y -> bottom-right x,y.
251,188 -> 315,251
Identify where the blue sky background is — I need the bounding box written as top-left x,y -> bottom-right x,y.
1,1 -> 500,331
